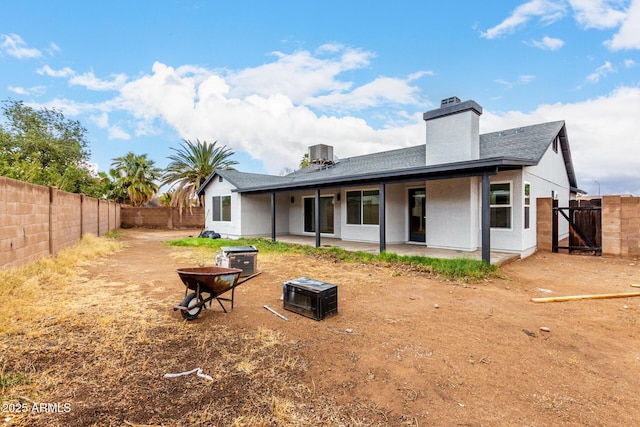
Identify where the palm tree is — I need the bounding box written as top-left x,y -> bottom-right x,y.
111,152 -> 161,206
161,139 -> 238,208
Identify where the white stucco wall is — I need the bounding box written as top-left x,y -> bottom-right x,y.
384,183 -> 407,244
425,111 -> 480,165
486,143 -> 571,255
238,193 -> 290,238
425,177 -> 478,251
201,177 -> 242,238
202,177 -> 290,239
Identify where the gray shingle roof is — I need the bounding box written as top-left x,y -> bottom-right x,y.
480,120 -> 565,162
199,120 -> 577,194
216,170 -> 292,188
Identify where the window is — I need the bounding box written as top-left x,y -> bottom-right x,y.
524,182 -> 531,229
552,136 -> 559,153
346,190 -> 379,225
304,196 -> 334,233
212,196 -> 231,221
490,183 -> 511,228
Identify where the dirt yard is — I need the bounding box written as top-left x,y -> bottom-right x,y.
3,229 -> 639,426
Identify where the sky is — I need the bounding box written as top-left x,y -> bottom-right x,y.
1,0 -> 639,196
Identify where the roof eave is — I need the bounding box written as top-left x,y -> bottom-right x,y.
236,157 -> 537,194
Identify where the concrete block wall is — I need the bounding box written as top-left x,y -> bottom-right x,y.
1,176 -> 122,270
51,190 -> 82,255
120,207 -> 204,229
82,197 -> 99,236
0,177 -> 51,268
536,198 -> 553,252
602,195 -> 640,257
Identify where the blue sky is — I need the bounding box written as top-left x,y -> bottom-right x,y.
1,0 -> 639,196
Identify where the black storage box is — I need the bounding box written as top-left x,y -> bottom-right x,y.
217,246 -> 258,276
282,277 -> 338,321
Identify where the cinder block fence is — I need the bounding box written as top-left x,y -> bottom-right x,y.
0,176 -> 120,270
120,207 -> 204,229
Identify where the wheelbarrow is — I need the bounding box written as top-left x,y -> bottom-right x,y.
173,266 -> 261,320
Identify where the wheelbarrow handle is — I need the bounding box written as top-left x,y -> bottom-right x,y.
237,271 -> 262,285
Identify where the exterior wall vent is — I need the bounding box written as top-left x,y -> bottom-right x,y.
440,96 -> 461,107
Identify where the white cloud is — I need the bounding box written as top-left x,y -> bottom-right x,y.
108,125 -> 131,140
90,112 -> 110,128
481,85 -> 640,195
482,0 -> 640,52
569,0 -> 628,29
586,61 -> 616,83
37,65 -> 128,91
528,36 -> 565,50
624,59 -> 637,67
8,85 -> 46,96
306,75 -> 426,111
495,75 -> 536,89
48,42 -> 60,56
227,46 -> 373,104
0,33 -> 42,59
481,0 -> 567,39
604,0 -> 640,50
35,98 -> 106,117
69,71 -> 128,91
38,65 -> 75,78
114,54 -> 427,174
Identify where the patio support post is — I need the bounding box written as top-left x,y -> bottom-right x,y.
481,173 -> 491,264
315,189 -> 321,248
271,192 -> 276,242
379,182 -> 386,253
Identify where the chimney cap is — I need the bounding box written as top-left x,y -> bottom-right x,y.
423,99 -> 483,122
440,96 -> 461,107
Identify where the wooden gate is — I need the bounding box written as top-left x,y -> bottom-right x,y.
552,199 -> 602,254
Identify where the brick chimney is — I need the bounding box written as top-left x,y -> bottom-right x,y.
423,97 -> 483,165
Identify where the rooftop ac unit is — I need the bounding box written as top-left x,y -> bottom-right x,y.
309,144 -> 334,163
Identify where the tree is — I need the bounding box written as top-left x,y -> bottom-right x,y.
299,152 -> 311,168
161,139 -> 238,208
111,152 -> 161,206
158,191 -> 173,207
0,99 -> 101,194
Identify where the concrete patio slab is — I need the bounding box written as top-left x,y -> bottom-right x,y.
274,235 -> 520,266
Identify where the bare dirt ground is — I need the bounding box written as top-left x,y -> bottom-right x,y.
3,228 -> 640,426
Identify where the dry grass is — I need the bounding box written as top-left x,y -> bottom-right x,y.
0,233 -> 389,426
0,233 -> 123,335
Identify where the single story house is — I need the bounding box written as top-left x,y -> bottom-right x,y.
197,97 -> 580,263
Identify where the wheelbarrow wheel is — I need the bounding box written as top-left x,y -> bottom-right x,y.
180,292 -> 202,320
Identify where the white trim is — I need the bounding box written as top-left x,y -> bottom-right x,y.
490,180 -> 513,230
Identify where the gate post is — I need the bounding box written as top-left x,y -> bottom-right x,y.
552,198 -> 559,253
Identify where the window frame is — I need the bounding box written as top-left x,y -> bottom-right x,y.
346,189 -> 379,225
524,182 -> 531,230
303,195 -> 335,234
211,195 -> 231,222
489,181 -> 512,229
